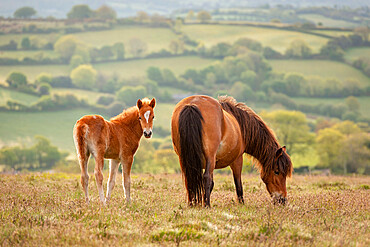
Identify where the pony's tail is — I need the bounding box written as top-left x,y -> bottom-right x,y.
178,105 -> 205,205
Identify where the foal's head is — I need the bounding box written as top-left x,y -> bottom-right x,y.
137,98 -> 156,138
261,146 -> 293,205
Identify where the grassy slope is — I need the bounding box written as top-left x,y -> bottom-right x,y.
0,56 -> 216,81
0,109 -> 98,152
182,24 -> 329,53
0,87 -> 39,106
298,14 -> 358,28
0,50 -> 59,59
344,47 -> 370,63
72,26 -> 180,54
292,96 -> 370,117
269,59 -> 370,86
0,173 -> 368,246
52,88 -> 112,105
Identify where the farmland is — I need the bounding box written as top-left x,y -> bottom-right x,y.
268,59 -> 370,85
0,173 -> 368,246
181,24 -> 329,53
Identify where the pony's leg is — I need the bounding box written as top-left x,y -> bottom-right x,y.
105,159 -> 120,204
203,156 -> 215,207
94,154 -> 106,205
230,156 -> 244,204
79,151 -> 90,204
121,157 -> 133,203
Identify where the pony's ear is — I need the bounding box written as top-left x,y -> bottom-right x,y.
276,146 -> 285,158
282,145 -> 286,152
150,98 -> 156,108
137,99 -> 143,109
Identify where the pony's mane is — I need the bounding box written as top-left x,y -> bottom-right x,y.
110,106 -> 138,124
218,96 -> 292,178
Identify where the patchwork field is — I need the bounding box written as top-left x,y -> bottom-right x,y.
299,14 -> 358,28
0,173 -> 368,246
0,87 -> 39,106
182,24 -> 329,53
344,47 -> 370,63
0,56 -> 217,81
269,59 -> 370,85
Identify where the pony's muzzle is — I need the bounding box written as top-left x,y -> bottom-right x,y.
144,130 -> 152,138
273,195 -> 287,205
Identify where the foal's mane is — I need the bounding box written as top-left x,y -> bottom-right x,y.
110,106 -> 139,124
218,96 -> 292,178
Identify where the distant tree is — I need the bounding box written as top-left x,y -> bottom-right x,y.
261,110 -> 314,155
69,55 -> 84,69
129,38 -> 147,57
285,39 -> 312,59
95,5 -> 116,20
35,73 -> 52,84
345,96 -> 360,112
354,26 -> 369,42
116,86 -> 147,106
204,72 -> 216,88
197,11 -> 211,23
99,45 -> 114,60
320,43 -> 344,61
38,83 -> 51,95
21,37 -> 31,50
169,40 -> 185,54
70,64 -> 97,89
147,67 -> 163,82
112,42 -> 125,60
136,11 -> 149,22
316,128 -> 345,170
6,72 -> 27,88
162,69 -> 178,86
229,81 -> 254,102
186,10 -> 195,20
54,35 -> 79,62
14,7 -> 36,19
67,5 -> 93,19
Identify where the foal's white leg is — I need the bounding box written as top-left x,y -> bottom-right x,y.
105,159 -> 120,204
121,158 -> 133,203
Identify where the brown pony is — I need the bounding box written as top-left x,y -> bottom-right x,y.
171,95 -> 292,207
73,98 -> 156,204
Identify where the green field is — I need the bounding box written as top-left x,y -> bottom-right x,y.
1,173 -> 368,246
0,32 -> 60,46
299,14 -> 358,28
182,24 -> 329,53
72,26 -> 180,54
0,87 -> 40,106
0,109 -> 98,152
344,47 -> 370,63
154,103 -> 175,131
310,29 -> 353,37
0,56 -> 217,81
269,59 -> 370,85
292,96 -> 370,118
0,50 -> 59,59
52,88 -> 113,105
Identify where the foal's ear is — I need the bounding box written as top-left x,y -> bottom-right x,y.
150,98 -> 156,108
276,146 -> 286,158
137,99 -> 143,109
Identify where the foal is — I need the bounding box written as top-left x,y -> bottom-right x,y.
73,98 -> 156,204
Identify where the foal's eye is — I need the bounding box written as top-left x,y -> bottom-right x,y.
274,171 -> 279,175
138,117 -> 142,120
152,116 -> 155,119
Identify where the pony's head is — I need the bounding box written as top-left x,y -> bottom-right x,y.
137,98 -> 156,138
261,146 -> 293,205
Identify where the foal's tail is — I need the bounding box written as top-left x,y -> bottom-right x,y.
73,121 -> 88,163
178,105 -> 205,205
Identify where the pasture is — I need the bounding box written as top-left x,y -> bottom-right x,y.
181,24 -> 329,53
344,47 -> 370,63
0,173 -> 368,246
269,59 -> 370,85
298,14 -> 358,28
0,56 -> 216,81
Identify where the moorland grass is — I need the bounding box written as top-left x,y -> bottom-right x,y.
269,59 -> 370,85
0,173 -> 368,246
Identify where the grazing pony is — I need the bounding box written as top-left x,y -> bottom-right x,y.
73,98 -> 156,204
171,95 -> 292,207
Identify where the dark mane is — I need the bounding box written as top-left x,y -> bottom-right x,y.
218,96 -> 292,178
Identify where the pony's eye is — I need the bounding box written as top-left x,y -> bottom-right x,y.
152,116 -> 155,119
139,117 -> 142,120
274,170 -> 279,175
